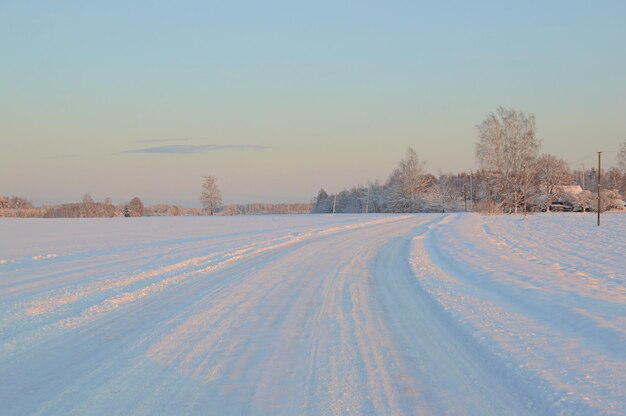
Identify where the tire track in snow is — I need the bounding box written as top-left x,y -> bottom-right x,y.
412,213 -> 625,414
2,216 -> 411,356
56,216 -> 411,328
429,215 -> 626,361
1,215 -> 443,415
370,215 -> 537,415
144,215 -> 443,415
4,213 -> 610,415
138,213 -> 531,415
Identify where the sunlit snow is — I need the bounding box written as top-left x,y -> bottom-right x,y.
0,213 -> 624,415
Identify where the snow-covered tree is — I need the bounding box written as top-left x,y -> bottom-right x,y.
201,176 -> 222,215
536,154 -> 572,210
618,139 -> 626,174
429,173 -> 458,213
385,148 -> 430,212
365,180 -> 385,213
127,197 -> 144,217
312,188 -> 333,213
604,167 -> 622,192
476,107 -> 541,213
603,190 -> 624,211
80,193 -> 95,217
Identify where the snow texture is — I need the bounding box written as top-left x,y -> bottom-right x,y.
0,213 -> 624,415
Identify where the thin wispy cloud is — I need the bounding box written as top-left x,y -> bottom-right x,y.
123,144 -> 270,154
46,153 -> 79,160
135,138 -> 193,144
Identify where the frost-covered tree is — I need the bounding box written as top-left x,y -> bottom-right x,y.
571,190 -> 594,212
476,107 -> 541,213
201,176 -> 222,215
536,154 -> 572,210
95,198 -> 117,217
365,180 -> 385,213
127,197 -> 144,217
11,196 -> 33,209
429,173 -> 458,213
311,184 -> 386,214
604,167 -> 622,193
603,190 -> 624,211
312,188 -> 333,213
385,148 -> 430,212
80,193 -> 96,217
618,140 -> 626,174
336,187 -> 368,213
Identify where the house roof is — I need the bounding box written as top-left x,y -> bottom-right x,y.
559,185 -> 583,196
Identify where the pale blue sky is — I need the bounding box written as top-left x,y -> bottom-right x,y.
1,1 -> 625,205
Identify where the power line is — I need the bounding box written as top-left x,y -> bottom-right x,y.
597,152 -> 602,227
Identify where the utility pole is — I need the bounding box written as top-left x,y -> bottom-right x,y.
332,194 -> 337,215
365,186 -> 370,214
464,183 -> 468,212
597,152 -> 602,226
469,170 -> 473,211
487,175 -> 492,214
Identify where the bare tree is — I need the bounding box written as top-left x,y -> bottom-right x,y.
604,167 -> 622,192
476,107 -> 541,213
127,197 -> 144,217
618,139 -> 626,174
201,176 -> 222,215
10,196 -> 32,209
430,173 -> 457,213
536,154 -> 572,210
385,148 -> 430,212
80,193 -> 96,217
4,196 -> 27,209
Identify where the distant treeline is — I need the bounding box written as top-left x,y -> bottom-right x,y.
312,168 -> 626,215
0,194 -> 145,218
0,194 -> 311,218
312,108 -> 626,214
221,203 -> 312,215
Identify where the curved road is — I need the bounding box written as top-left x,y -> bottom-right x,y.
1,215 -> 535,415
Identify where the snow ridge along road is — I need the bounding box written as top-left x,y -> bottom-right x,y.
1,214 -> 624,415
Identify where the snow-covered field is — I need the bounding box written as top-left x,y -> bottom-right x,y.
1,213 -> 624,415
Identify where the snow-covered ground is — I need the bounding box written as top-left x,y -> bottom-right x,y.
0,213 -> 624,415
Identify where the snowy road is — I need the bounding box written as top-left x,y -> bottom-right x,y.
1,214 -> 625,415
